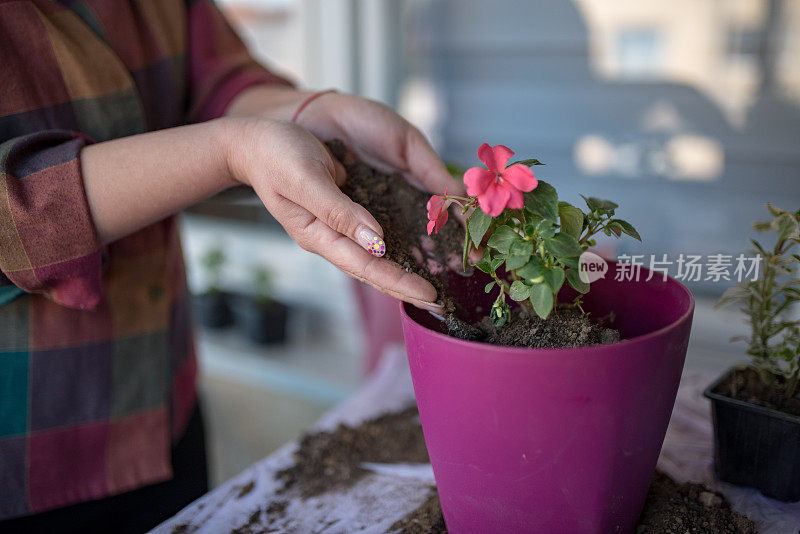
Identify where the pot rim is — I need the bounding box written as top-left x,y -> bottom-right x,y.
704,367 -> 800,424
399,267 -> 695,355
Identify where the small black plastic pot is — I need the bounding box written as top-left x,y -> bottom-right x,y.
235,296 -> 289,345
704,367 -> 800,502
194,291 -> 234,329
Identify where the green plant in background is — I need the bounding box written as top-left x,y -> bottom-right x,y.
427,143 -> 640,326
201,246 -> 226,293
717,204 -> 800,396
251,265 -> 274,304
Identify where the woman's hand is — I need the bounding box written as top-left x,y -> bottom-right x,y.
295,92 -> 465,198
225,117 -> 444,312
227,88 -> 471,283
228,88 -> 465,199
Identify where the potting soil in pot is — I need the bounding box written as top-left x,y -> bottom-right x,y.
329,140 -> 619,348
272,408 -> 755,534
713,367 -> 800,417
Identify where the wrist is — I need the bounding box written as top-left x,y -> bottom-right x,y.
226,85 -> 313,121
291,90 -> 344,141
214,116 -> 255,189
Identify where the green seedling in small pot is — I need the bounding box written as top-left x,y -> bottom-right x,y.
237,265 -> 289,345
706,204 -> 800,502
195,246 -> 233,328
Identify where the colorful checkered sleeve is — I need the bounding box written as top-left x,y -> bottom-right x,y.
187,0 -> 293,122
0,131 -> 102,311
0,0 -> 294,521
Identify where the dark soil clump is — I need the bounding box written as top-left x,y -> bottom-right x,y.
330,140 -> 464,314
476,307 -> 619,348
230,509 -> 263,534
713,367 -> 800,417
387,490 -> 447,534
444,313 -> 484,341
637,471 -> 757,533
276,406 -> 428,498
235,480 -> 255,499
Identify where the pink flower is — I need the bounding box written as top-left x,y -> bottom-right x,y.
463,143 -> 538,217
426,187 -> 450,235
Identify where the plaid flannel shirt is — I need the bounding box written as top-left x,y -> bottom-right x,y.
0,0 -> 291,519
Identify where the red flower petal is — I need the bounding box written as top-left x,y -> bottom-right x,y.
427,220 -> 436,235
491,145 -> 514,171
477,143 -> 515,173
464,167 -> 494,197
436,209 -> 448,229
501,164 -> 537,192
504,184 -> 524,210
476,143 -> 496,172
477,182 -> 511,217
426,195 -> 445,219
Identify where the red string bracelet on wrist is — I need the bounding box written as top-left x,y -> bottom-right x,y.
291,89 -> 337,123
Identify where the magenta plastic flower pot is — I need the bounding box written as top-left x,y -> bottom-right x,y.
400,263 -> 694,534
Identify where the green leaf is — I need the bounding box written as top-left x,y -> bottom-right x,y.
468,208 -> 493,249
486,225 -> 518,254
491,300 -> 510,327
535,219 -> 556,239
775,213 -> 800,241
509,280 -> 532,301
782,286 -> 800,299
524,180 -> 558,220
516,255 -> 545,279
475,261 -> 492,274
560,256 -> 579,269
544,266 -> 565,293
529,283 -> 554,319
565,268 -> 590,293
750,239 -> 767,256
766,203 -> 786,217
545,233 -> 583,258
508,158 -> 545,167
716,286 -> 749,308
753,221 -> 772,232
581,195 -> 618,214
490,257 -> 505,272
609,219 -> 642,241
506,239 -> 534,270
558,203 -> 584,239
484,281 -> 496,293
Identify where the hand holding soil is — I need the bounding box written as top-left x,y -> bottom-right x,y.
224,105 -> 463,313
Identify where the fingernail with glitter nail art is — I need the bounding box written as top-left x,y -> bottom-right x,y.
356,225 -> 386,257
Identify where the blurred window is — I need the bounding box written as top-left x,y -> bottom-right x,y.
616,29 -> 662,79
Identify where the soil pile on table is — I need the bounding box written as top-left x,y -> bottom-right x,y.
392,471 -> 757,534
713,367 -> 800,417
273,408 -> 755,534
637,471 -> 757,533
276,406 -> 428,498
331,139 -> 619,348
388,491 -> 447,534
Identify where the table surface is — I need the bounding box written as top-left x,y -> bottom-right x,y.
153,346 -> 800,534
